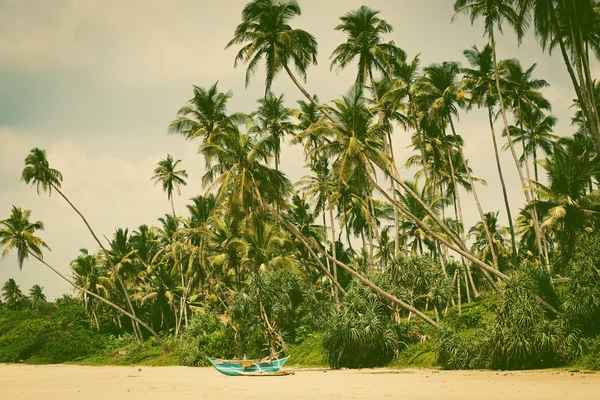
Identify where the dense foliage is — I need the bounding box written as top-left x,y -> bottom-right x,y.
2,0 -> 600,370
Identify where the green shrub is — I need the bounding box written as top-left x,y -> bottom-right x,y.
179,311 -> 237,366
323,281 -> 409,368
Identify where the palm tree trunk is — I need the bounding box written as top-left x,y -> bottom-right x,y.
326,189 -> 340,311
485,106 -> 518,265
51,184 -> 143,341
449,118 -> 500,271
549,7 -> 600,150
490,26 -> 548,269
254,185 -> 439,328
29,251 -> 167,355
322,212 -> 335,299
284,64 -> 336,123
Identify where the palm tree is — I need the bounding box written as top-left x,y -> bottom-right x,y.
468,211 -> 511,270
461,44 -> 518,264
503,106 -> 558,183
28,284 -> 46,309
227,0 -> 328,118
251,92 -> 295,170
519,0 -> 600,150
152,154 -> 188,218
71,248 -> 111,329
169,82 -> 237,141
315,86 -> 388,265
201,123 -> 292,213
297,158 -> 340,308
21,148 -> 152,342
2,278 -> 24,308
532,136 -> 600,264
454,0 -> 545,266
330,5 -> 405,90
0,206 -> 167,353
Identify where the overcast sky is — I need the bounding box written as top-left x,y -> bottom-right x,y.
1,0 -> 598,300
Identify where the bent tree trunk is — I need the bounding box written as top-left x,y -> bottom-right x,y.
253,184 -> 439,328
52,184 -> 144,341
29,251 -> 167,355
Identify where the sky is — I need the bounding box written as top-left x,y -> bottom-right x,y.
0,0 -> 598,301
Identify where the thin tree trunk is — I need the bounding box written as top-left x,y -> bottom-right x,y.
284,64 -> 336,123
485,106 -> 518,265
490,26 -> 548,269
322,212 -> 336,299
449,118 -> 500,271
52,185 -> 143,341
29,251 -> 167,355
326,189 -> 340,311
254,185 -> 439,327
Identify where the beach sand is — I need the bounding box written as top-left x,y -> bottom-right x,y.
1,364 -> 598,400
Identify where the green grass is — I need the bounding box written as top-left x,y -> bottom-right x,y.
388,341 -> 437,369
287,333 -> 327,368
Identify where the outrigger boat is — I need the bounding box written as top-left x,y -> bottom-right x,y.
208,356 -> 292,376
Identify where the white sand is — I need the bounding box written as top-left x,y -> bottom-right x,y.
1,364 -> 599,400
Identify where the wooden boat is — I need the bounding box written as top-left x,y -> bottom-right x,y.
208,356 -> 289,376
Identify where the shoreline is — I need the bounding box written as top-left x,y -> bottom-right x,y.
2,364 -> 600,400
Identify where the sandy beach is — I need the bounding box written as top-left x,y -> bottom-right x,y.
1,364 -> 599,400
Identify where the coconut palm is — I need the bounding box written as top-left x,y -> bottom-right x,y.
0,206 -> 167,352
330,5 -> 405,89
454,0 -> 546,265
531,136 -> 600,264
251,92 -> 295,170
2,278 -> 24,308
468,211 -> 511,271
71,248 -> 112,329
152,154 -> 188,218
21,148 -> 150,342
462,44 -> 518,263
28,284 -> 46,308
226,0 -> 325,115
168,82 -> 246,143
201,123 -> 292,213
503,106 -> 559,183
519,0 -> 600,149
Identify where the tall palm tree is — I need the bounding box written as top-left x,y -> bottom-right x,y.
0,206 -> 167,353
251,92 -> 295,170
454,0 -> 546,266
461,44 -> 518,264
152,154 -> 188,219
21,148 -> 152,342
315,86 -> 388,266
519,0 -> 600,150
2,278 -> 24,308
330,6 -> 405,89
28,284 -> 46,308
226,0 -> 328,118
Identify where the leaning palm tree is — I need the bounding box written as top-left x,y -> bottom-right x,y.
330,5 -> 405,90
2,278 -> 24,308
152,154 -> 188,218
0,206 -> 166,353
21,149 -> 161,345
28,284 -> 46,308
227,0 -> 337,122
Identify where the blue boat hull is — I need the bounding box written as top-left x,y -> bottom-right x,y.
209,357 -> 289,376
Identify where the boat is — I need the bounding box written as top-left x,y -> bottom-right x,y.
208,356 -> 290,376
